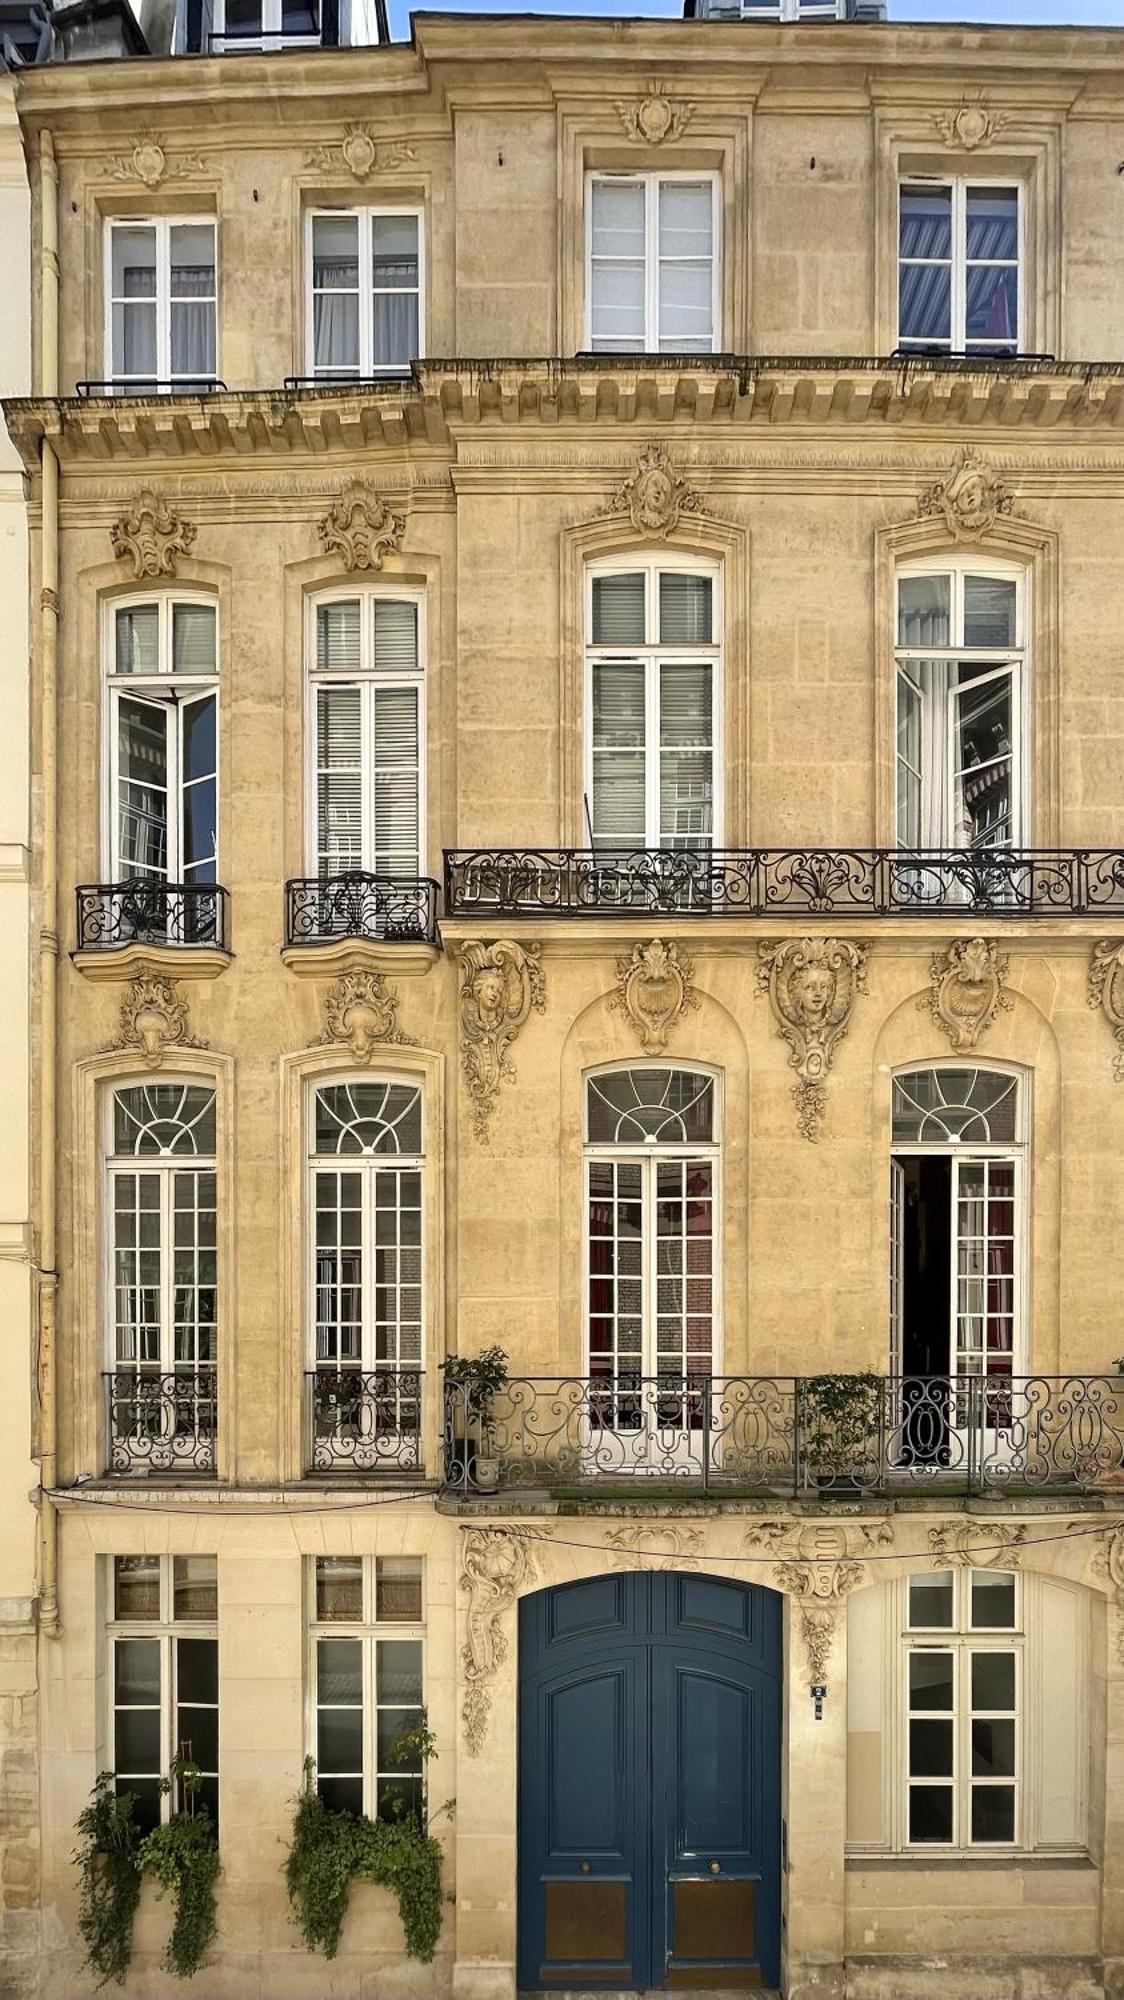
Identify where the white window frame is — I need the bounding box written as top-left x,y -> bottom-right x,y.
210,0 -> 319,50
889,1063 -> 1028,1385
103,1079 -> 218,1378
584,171 -> 721,354
897,175 -> 1024,357
305,206 -> 425,380
898,1568 -> 1021,1854
894,554 -> 1028,852
742,1 -> 846,16
584,554 -> 723,851
103,591 -> 220,886
305,1556 -> 426,1821
305,1076 -> 425,1379
103,217 -> 219,391
582,1062 -> 723,1384
305,586 -> 426,880
106,1555 -> 219,1829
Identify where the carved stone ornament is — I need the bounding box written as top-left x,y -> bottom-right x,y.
317,480 -> 406,573
606,1525 -> 704,1572
458,939 -> 545,1142
615,81 -> 694,145
460,1527 -> 547,1755
1092,1528 -> 1124,1665
928,1521 -> 1026,1569
611,938 -> 699,1054
933,99 -> 1010,151
317,969 -> 416,1063
601,443 -> 704,540
923,937 -> 1012,1052
917,449 -> 1016,541
111,490 -> 197,580
799,1602 -> 838,1685
303,126 -> 417,181
742,1518 -> 892,1603
1089,941 -> 1124,1082
106,972 -> 207,1069
756,938 -> 870,1143
103,128 -> 207,188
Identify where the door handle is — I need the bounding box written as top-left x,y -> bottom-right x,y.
708,1859 -> 721,1875
580,1859 -> 592,1875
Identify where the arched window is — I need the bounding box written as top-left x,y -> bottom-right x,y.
307,590 -> 424,883
890,1066 -> 1024,1394
106,594 -> 219,940
895,558 -> 1025,849
584,1068 -> 719,1402
106,1081 -> 217,1473
307,1078 -> 424,1470
585,556 -> 721,852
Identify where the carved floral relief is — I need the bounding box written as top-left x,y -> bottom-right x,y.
606,1525 -> 704,1571
928,1521 -> 1025,1569
111,491 -> 197,579
610,939 -> 699,1054
103,129 -> 207,188
742,1518 -> 892,1604
932,99 -> 1010,150
458,939 -> 545,1141
923,938 -> 1012,1052
106,973 -> 207,1069
317,480 -> 405,572
317,969 -> 415,1063
1089,942 -> 1124,1081
303,126 -> 417,181
756,938 -> 869,1142
615,82 -> 695,145
460,1526 -> 546,1754
601,443 -> 704,540
916,449 -> 1016,541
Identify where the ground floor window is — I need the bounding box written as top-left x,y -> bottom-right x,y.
308,1555 -> 425,1819
905,1567 -> 1018,1847
108,1554 -> 218,1832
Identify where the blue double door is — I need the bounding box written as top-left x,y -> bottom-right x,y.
518,1572 -> 782,1992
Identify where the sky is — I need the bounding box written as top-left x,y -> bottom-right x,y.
387,0 -> 1124,35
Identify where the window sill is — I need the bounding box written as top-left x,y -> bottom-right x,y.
72,941 -> 232,984
281,936 -> 440,980
845,1852 -> 1094,1871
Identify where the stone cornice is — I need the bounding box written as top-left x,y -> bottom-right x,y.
7,358 -> 1124,471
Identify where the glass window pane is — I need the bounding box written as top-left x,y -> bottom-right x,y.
908,1573 -> 954,1630
371,213 -> 419,289
592,573 -> 646,647
313,215 -> 359,287
971,1651 -> 1015,1712
176,1702 -> 218,1776
176,1636 -> 218,1706
317,1557 -> 363,1622
120,1776 -> 161,1835
116,606 -> 160,676
971,1571 -> 1016,1631
115,1637 -> 161,1706
317,1637 -> 363,1704
115,1556 -> 161,1621
658,181 -> 711,259
909,1718 -> 953,1778
173,604 -> 217,675
317,601 -> 362,672
971,1718 -> 1015,1777
111,225 -> 157,299
898,574 -> 950,648
659,573 -> 712,646
966,186 -> 1018,263
318,1705 -> 364,1776
586,1067 -> 715,1146
964,576 -> 1017,649
900,185 -> 952,261
591,180 -> 645,260
115,1707 -> 161,1774
971,1784 -> 1015,1843
899,264 -> 951,345
376,1557 -> 422,1622
377,1705 -> 423,1772
909,1784 -> 953,1842
173,1556 -> 217,1621
376,1638 -> 423,1706
909,1651 -> 954,1712
372,600 -> 419,674
319,1774 -> 362,1815
966,264 -> 1018,347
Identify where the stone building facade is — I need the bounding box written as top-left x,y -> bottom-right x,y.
4,9 -> 1124,1999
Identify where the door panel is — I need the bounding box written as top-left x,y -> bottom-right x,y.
518,1573 -> 781,1992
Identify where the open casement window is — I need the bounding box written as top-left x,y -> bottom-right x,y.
309,594 -> 423,880
109,1555 -> 218,1833
904,1568 -> 1020,1849
309,1556 -> 425,1820
308,1081 -> 423,1461
895,562 -> 1025,851
898,179 -> 1021,357
106,220 -> 217,391
586,560 -> 719,853
211,0 -> 319,48
890,1067 -> 1023,1463
107,1084 -> 218,1471
584,1069 -> 718,1465
308,209 -> 423,380
108,596 -> 218,941
586,174 -> 718,354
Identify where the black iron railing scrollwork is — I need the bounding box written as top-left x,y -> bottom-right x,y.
104,1369 -> 217,1476
285,875 -> 440,948
77,881 -> 228,950
306,1368 -> 424,1473
443,848 -> 1124,919
441,1374 -> 1124,1496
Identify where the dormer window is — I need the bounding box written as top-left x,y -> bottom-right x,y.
211,0 -> 320,48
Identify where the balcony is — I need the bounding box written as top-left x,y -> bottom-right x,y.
444,848 -> 1124,921
104,1369 -> 217,1477
76,881 -> 229,952
283,874 -> 441,976
441,1374 -> 1124,1498
305,1368 -> 424,1475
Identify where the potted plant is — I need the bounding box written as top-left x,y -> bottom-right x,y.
442,1346 -> 509,1493
797,1372 -> 883,1493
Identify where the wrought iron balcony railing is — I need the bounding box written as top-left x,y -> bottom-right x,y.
442,1374 -> 1124,1497
104,1368 -> 217,1476
444,847 -> 1124,920
306,1368 -> 424,1474
77,881 -> 229,951
285,875 -> 440,949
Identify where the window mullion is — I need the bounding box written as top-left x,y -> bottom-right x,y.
364,1620 -> 376,1819
160,1166 -> 175,1376
163,1629 -> 174,1817
953,181 -> 966,353
646,179 -> 658,350
361,1163 -> 374,1375
158,221 -> 171,385
641,1154 -> 655,1379
647,652 -> 661,846
359,209 -> 372,379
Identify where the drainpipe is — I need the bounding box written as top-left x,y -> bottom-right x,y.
37,126 -> 60,1632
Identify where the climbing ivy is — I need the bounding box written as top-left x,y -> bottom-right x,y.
73,1774 -> 143,1987
284,1758 -> 446,1962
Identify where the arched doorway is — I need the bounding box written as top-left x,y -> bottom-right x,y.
517,1570 -> 782,1992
